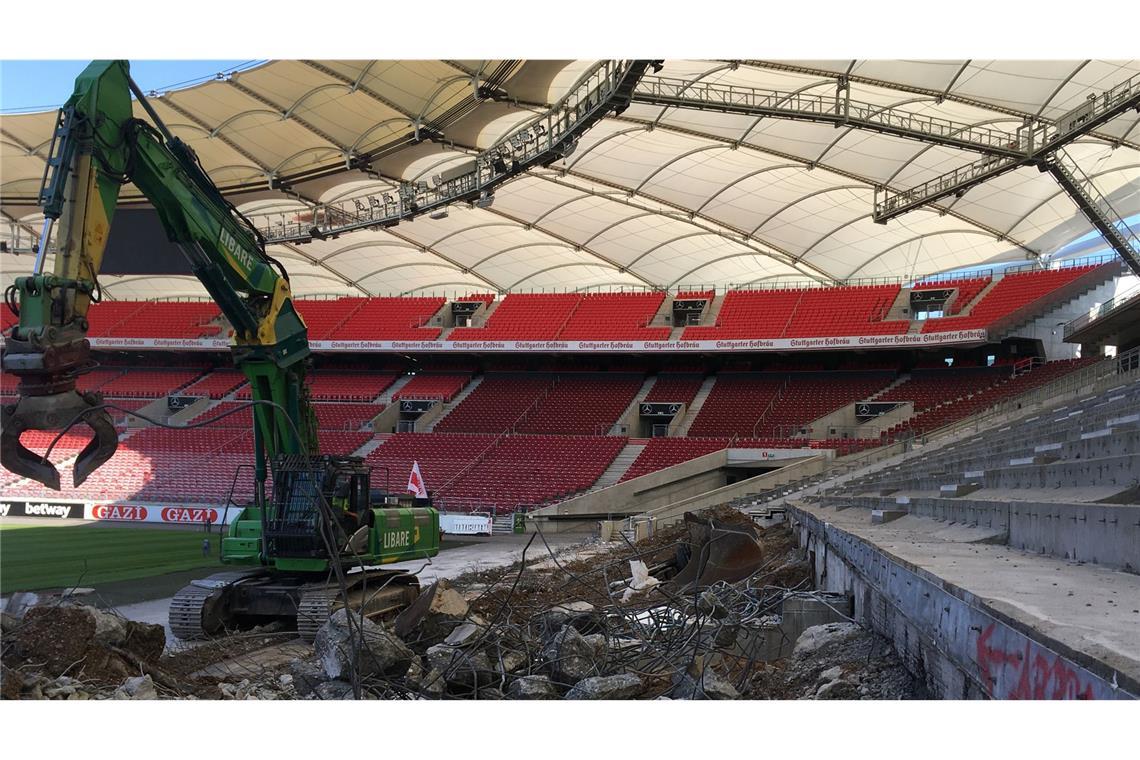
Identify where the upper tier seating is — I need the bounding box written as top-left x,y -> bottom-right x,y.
295,298 -> 366,340
449,294 -> 580,341
921,265 -> 1100,332
179,369 -> 247,399
105,302 -> 221,338
781,285 -> 906,337
433,374 -> 554,434
85,302 -> 147,336
392,374 -> 472,402
913,277 -> 991,315
683,289 -> 800,339
557,292 -> 671,341
644,373 -> 705,404
514,373 -> 645,435
334,297 -> 445,341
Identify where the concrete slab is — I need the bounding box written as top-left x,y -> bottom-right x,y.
793,499 -> 1140,690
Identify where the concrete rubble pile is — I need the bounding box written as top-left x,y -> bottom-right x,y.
0,507 -> 921,700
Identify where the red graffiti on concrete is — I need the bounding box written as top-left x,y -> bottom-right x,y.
976,623 -> 1096,699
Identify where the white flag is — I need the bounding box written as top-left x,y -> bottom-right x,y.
407,461 -> 428,498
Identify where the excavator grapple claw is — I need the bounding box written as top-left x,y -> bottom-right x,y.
0,390 -> 119,490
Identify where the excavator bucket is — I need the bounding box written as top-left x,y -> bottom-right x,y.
0,390 -> 119,490
671,512 -> 767,591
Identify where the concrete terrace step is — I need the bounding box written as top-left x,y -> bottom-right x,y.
675,375 -> 716,436
591,442 -> 647,490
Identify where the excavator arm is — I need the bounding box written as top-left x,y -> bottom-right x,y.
1,60 -> 316,493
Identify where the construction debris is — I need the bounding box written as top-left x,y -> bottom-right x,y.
0,506 -> 922,700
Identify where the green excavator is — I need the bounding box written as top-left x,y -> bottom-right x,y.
0,60 -> 439,641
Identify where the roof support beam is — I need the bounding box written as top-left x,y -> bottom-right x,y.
633,75 -> 1027,157
254,60 -> 660,245
609,112 -> 1038,259
874,71 -> 1140,222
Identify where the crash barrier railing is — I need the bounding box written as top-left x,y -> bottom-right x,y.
245,60 -> 654,244
1063,281 -> 1140,339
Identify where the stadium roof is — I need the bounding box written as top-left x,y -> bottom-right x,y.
2,59 -> 1138,301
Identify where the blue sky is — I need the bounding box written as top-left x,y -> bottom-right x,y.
1,60 -> 261,112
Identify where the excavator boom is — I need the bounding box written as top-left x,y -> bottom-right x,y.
1,60 -> 314,492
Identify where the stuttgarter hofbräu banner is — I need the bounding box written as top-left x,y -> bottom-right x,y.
35,328 -> 992,353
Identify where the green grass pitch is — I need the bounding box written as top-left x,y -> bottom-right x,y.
0,523 -> 224,593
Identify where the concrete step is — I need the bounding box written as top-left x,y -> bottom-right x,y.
675,375 -> 717,436
592,442 -> 647,490
378,374 -> 415,405
610,376 -> 659,435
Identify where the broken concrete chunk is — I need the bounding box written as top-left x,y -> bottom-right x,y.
564,673 -> 643,700
671,667 -> 740,700
542,625 -> 601,685
507,675 -> 559,700
792,622 -> 862,659
314,609 -> 415,680
113,675 -> 157,700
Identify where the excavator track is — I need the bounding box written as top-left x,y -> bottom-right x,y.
168,570 -> 265,641
169,584 -> 217,642
297,586 -> 339,643
295,570 -> 421,643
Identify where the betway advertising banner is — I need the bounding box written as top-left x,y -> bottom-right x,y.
72,328 -> 989,353
0,497 -> 241,525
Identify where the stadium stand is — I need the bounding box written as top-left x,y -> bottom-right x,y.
97,368 -> 203,398
514,373 -> 644,435
920,264 -> 1101,332
885,358 -> 1098,438
449,293 -> 580,341
295,298 -> 366,340
644,373 -> 705,404
782,285 -> 906,337
237,371 -> 398,402
439,434 -> 627,511
433,373 -> 554,433
620,437 -> 729,482
334,297 -> 445,340
391,373 -> 472,402
179,369 -> 247,398
105,301 -> 221,338
912,276 -> 991,315
556,292 -> 671,341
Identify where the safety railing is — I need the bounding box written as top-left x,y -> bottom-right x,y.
1063,281 -> 1140,339
634,76 -> 1024,156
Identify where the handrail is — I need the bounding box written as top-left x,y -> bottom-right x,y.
1063,280 -> 1140,339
